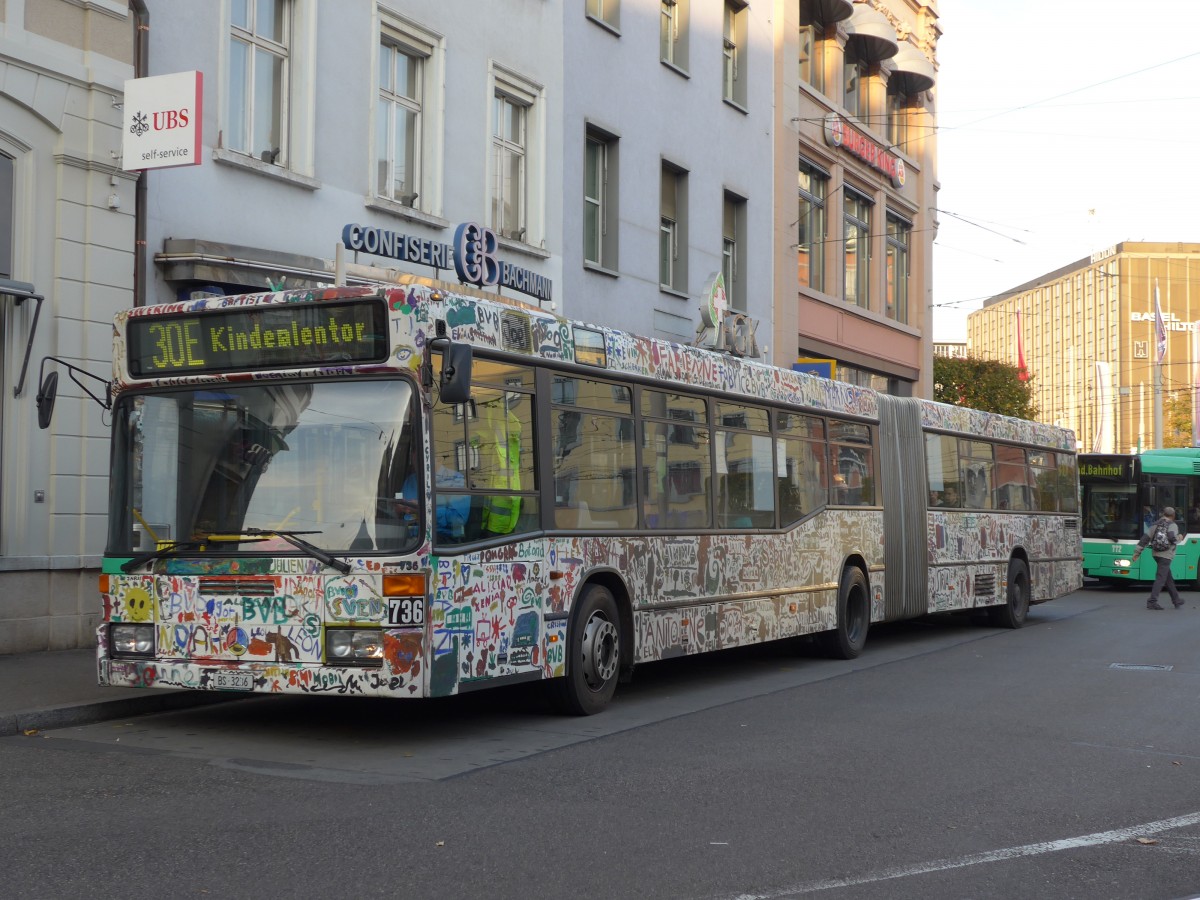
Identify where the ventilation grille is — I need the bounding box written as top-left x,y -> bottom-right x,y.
1063,518 -> 1078,530
501,312 -> 532,353
198,577 -> 276,596
974,573 -> 996,598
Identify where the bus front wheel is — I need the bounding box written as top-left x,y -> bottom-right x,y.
551,584 -> 621,716
817,567 -> 869,659
990,558 -> 1030,628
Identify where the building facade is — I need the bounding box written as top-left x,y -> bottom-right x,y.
772,0 -> 939,395
141,0 -> 775,343
0,0 -> 136,653
932,340 -> 966,359
967,242 -> 1200,454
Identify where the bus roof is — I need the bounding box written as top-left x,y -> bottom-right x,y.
116,278 -> 1077,452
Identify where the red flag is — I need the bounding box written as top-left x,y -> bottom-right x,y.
1016,307 -> 1029,381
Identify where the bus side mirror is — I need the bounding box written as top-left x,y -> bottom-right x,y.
36,370 -> 58,429
439,343 -> 473,406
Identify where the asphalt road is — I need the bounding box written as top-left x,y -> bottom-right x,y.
4,584 -> 1200,900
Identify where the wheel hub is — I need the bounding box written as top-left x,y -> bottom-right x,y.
580,614 -> 618,691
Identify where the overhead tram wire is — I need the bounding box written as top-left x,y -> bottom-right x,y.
942,49 -> 1200,131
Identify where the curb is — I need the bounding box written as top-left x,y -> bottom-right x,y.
0,691 -> 255,738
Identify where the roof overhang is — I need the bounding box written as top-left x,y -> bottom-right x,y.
845,3 -> 899,63
889,43 -> 936,94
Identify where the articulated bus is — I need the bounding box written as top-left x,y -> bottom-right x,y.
1080,449 -> 1200,588
57,279 -> 1082,714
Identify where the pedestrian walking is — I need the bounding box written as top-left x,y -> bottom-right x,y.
1132,506 -> 1186,610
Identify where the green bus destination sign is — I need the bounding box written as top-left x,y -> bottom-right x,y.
1078,458 -> 1129,480
127,299 -> 388,376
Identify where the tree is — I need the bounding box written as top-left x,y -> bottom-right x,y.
933,354 -> 1038,420
1164,389 -> 1193,448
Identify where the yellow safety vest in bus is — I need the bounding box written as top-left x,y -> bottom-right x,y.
478,404 -> 522,534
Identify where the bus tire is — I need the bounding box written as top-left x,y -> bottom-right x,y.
550,584 -> 621,716
817,567 -> 869,659
990,557 -> 1030,628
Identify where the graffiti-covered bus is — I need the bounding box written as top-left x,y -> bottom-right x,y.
45,278 -> 1082,714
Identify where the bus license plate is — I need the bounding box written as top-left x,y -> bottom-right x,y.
387,597 -> 424,627
214,670 -> 254,691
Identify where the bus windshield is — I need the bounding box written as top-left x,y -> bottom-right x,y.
109,379 -> 421,556
1080,481 -> 1139,540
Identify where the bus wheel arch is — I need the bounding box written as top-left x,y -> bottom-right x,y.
550,572 -> 630,715
990,552 -> 1031,629
817,559 -> 870,659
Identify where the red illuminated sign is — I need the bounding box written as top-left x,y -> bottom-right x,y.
823,113 -> 905,188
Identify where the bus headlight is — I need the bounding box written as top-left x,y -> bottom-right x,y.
1114,559 -> 1131,567
326,628 -> 384,665
110,623 -> 154,657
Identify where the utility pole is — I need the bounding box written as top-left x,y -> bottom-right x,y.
1154,278 -> 1165,449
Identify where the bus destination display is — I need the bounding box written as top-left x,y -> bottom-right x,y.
127,300 -> 389,376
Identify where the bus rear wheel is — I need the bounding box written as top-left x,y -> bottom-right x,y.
990,557 -> 1030,628
817,567 -> 869,659
550,584 -> 621,715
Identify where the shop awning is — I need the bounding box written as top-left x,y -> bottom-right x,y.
889,42 -> 936,94
845,3 -> 899,63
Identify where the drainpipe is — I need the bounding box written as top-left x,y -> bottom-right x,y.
130,0 -> 149,306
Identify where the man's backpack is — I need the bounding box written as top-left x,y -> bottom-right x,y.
1151,520 -> 1173,552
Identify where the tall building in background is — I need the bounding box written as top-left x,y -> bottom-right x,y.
773,0 -> 939,395
968,242 -> 1200,453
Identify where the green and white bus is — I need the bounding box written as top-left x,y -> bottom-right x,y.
1080,449 -> 1200,587
40,277 -> 1083,715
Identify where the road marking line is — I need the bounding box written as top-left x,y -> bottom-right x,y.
728,810 -> 1200,898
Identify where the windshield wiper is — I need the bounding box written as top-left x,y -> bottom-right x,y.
241,528 -> 352,575
121,540 -> 206,573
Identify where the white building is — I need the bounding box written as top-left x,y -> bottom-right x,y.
0,0 -> 136,653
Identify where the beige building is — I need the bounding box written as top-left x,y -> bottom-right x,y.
967,242 -> 1200,454
0,1 -> 137,653
773,0 -> 940,396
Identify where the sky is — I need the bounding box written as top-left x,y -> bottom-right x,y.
932,0 -> 1200,341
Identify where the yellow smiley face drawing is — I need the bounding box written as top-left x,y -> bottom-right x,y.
124,587 -> 153,622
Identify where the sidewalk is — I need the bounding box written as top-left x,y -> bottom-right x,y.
0,648 -> 238,737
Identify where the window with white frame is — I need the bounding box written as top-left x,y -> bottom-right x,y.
228,0 -> 290,164
377,32 -> 426,208
797,160 -> 827,292
723,1 -> 747,107
587,0 -> 619,30
660,163 -> 687,293
660,0 -> 688,71
723,192 -> 746,310
843,188 -> 871,309
585,127 -> 619,269
886,212 -> 910,323
490,68 -> 542,245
